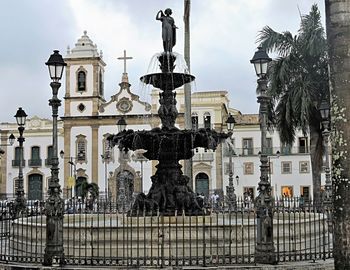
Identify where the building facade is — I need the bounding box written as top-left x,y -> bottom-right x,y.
0,32 -> 321,202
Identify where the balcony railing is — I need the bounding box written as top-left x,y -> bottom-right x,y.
11,160 -> 25,167
223,146 -> 312,157
45,158 -> 53,166
192,152 -> 214,162
191,123 -> 214,130
28,159 -> 42,167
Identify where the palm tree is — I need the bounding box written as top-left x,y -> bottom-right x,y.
81,182 -> 99,201
258,4 -> 329,206
325,0 -> 350,268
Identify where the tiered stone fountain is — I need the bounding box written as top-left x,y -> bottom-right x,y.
109,9 -> 228,216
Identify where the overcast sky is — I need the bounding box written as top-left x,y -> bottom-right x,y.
0,0 -> 325,123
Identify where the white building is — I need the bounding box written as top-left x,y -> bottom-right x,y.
0,32 -> 320,201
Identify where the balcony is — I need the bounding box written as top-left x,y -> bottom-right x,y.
12,160 -> 25,167
29,159 -> 42,167
192,152 -> 214,162
45,158 -> 53,166
223,146 -> 311,157
191,123 -> 214,130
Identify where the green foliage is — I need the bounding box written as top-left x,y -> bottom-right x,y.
258,4 -> 329,145
80,181 -> 99,200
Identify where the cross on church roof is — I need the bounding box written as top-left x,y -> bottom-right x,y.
117,50 -> 133,74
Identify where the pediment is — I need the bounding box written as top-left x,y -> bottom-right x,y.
99,81 -> 151,115
193,162 -> 212,171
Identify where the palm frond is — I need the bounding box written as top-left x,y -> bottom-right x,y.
257,26 -> 295,57
275,92 -> 296,144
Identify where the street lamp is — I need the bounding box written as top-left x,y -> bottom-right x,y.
117,116 -> 127,132
43,50 -> 66,266
101,153 -> 110,199
225,114 -> 237,210
250,47 -> 276,264
0,133 -> 16,155
319,99 -> 331,206
13,107 -> 27,217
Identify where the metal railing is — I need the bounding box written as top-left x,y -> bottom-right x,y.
0,196 -> 333,267
28,159 -> 42,167
45,158 -> 53,166
11,160 -> 25,167
223,147 -> 311,157
193,152 -> 214,162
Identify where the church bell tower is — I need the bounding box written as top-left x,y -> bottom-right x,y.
64,31 -> 106,117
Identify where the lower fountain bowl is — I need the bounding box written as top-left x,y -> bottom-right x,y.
140,73 -> 195,90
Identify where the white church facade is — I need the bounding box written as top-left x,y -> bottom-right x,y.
0,32 -> 320,202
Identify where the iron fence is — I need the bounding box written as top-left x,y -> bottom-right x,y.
0,197 -> 332,267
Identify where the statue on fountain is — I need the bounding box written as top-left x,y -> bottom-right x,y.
109,8 -> 229,216
156,8 -> 176,53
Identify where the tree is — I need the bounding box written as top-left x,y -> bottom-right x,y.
325,0 -> 350,268
79,180 -> 99,201
258,4 -> 329,205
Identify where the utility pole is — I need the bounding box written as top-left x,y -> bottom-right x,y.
183,0 -> 193,189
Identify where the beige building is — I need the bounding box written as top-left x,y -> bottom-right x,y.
0,32 -> 317,202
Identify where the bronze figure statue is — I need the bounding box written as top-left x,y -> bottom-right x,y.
156,8 -> 176,52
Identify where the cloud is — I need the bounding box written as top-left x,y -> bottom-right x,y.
0,0 -> 326,122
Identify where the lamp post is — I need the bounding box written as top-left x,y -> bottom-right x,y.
101,153 -> 110,199
225,114 -> 237,210
319,99 -> 331,207
117,116 -> 127,133
43,50 -> 66,266
13,107 -> 27,217
116,116 -> 127,210
267,151 -> 280,196
59,150 -> 83,199
0,133 -> 15,155
250,47 -> 276,264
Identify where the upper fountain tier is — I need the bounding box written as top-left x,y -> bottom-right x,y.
140,52 -> 195,91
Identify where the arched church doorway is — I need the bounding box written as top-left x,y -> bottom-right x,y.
195,173 -> 209,197
28,174 -> 43,201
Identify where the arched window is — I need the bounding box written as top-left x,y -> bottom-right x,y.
77,70 -> 86,92
191,112 -> 198,130
195,173 -> 209,197
76,135 -> 87,163
29,146 -> 41,167
204,112 -> 211,129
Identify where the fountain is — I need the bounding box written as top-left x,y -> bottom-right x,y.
109,8 -> 229,216
2,10 -> 332,268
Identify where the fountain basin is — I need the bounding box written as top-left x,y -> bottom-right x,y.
7,211 -> 331,263
111,128 -> 227,161
140,73 -> 195,90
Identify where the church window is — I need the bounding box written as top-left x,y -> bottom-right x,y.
78,103 -> 85,112
75,135 -> 87,163
77,70 -> 86,92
